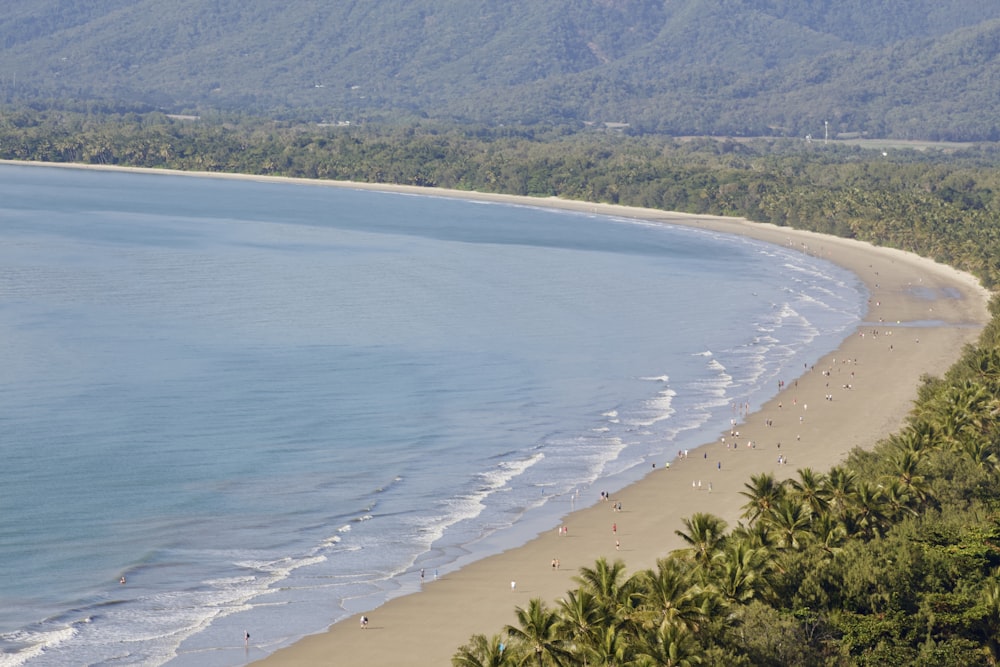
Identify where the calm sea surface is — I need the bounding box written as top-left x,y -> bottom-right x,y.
0,164 -> 865,665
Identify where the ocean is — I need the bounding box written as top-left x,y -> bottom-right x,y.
0,164 -> 865,665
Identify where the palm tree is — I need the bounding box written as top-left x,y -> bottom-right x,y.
574,558 -> 640,622
808,511 -> 846,558
787,468 -> 830,517
824,466 -> 857,518
731,520 -> 775,551
556,589 -> 604,660
584,624 -> 636,667
633,621 -> 704,667
965,347 -> 1000,391
960,437 -> 1000,472
921,381 -> 996,450
675,513 -> 727,569
739,473 -> 785,525
886,448 -> 932,506
505,598 -> 570,667
887,421 -> 940,457
713,538 -> 770,604
763,497 -> 812,550
453,633 -> 518,667
635,557 -> 708,634
878,479 -> 919,523
845,480 -> 889,540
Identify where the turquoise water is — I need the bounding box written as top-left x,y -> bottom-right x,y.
0,165 -> 865,665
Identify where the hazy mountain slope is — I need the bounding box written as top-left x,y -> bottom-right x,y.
1,0 -> 998,139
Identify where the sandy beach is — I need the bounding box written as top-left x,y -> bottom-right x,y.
2,162 -> 991,665
249,183 -> 989,664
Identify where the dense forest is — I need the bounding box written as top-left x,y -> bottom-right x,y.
5,107 -> 1000,663
2,1 -> 1000,140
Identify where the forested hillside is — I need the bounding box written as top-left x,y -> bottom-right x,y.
1,1 -> 999,140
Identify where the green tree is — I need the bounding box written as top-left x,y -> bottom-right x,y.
556,589 -> 604,658
636,557 -> 709,633
846,481 -> 890,540
762,497 -> 813,551
824,466 -> 858,519
739,473 -> 785,525
787,468 -> 830,517
574,558 -> 640,623
978,578 -> 1000,666
675,514 -> 728,569
453,633 -> 519,667
633,622 -> 704,667
584,624 -> 636,667
505,598 -> 570,667
713,539 -> 770,604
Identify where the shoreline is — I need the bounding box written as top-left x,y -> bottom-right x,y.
255,174 -> 989,664
2,161 -> 992,665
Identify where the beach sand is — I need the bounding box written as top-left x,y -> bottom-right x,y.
2,162 -> 990,665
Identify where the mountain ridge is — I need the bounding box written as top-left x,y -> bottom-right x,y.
1,1 -> 998,140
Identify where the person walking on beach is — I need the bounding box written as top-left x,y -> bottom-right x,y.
612,522 -> 617,535
360,615 -> 368,629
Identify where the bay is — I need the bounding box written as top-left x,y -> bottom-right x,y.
0,165 -> 864,665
